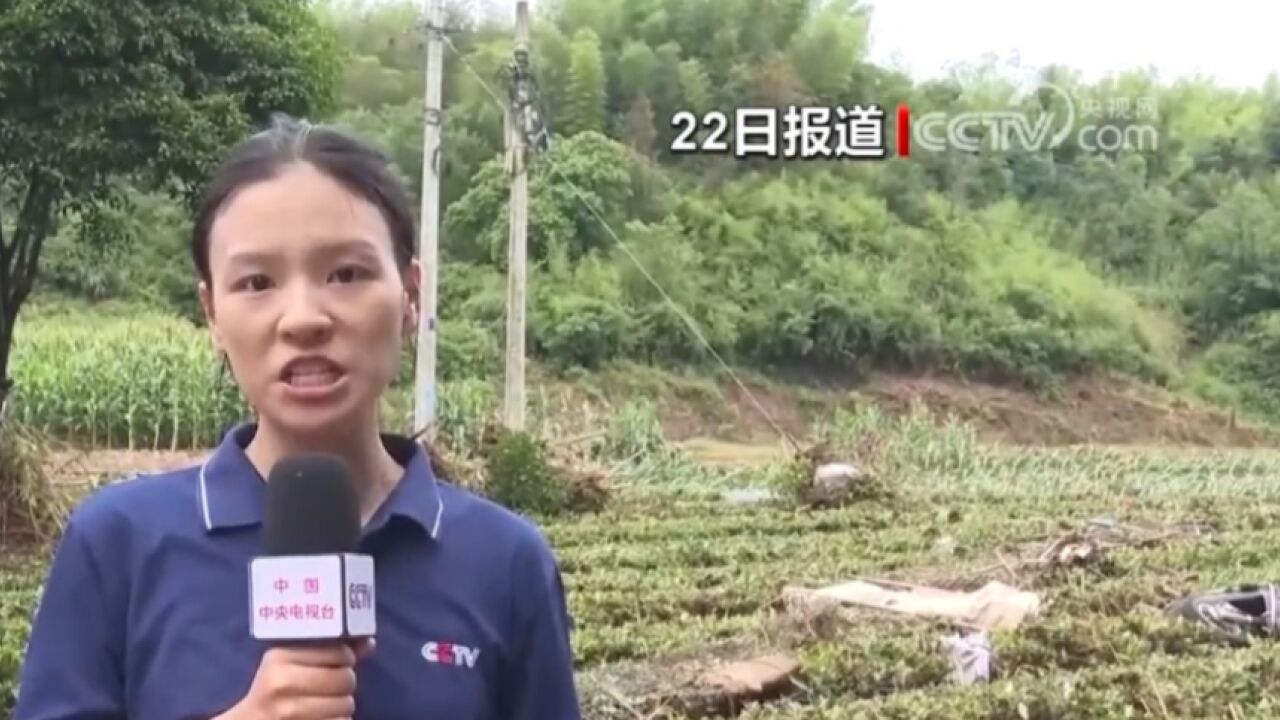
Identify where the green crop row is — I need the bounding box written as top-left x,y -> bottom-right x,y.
9,314 -> 503,452
11,313 -> 248,449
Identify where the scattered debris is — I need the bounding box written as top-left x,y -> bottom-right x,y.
779,441 -> 890,507
782,578 -> 1041,631
940,630 -> 994,685
564,466 -> 610,512
933,535 -> 960,558
810,462 -> 867,504
578,646 -> 802,719
976,517 -> 1211,578
1165,583 -> 1280,645
696,653 -> 800,707
1052,539 -> 1099,567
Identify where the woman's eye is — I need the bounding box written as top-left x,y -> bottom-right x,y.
236,274 -> 272,292
331,266 -> 365,283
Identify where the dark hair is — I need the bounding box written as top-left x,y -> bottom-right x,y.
191,114 -> 417,286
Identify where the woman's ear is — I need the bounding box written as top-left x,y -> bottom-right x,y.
402,260 -> 422,333
198,281 -> 225,351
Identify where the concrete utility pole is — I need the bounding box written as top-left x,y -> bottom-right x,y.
414,0 -> 445,437
502,1 -> 532,430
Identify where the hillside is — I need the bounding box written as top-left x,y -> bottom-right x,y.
23,0 -> 1280,433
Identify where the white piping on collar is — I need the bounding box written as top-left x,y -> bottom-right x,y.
430,490 -> 444,540
200,445 -> 442,538
198,459 -> 213,531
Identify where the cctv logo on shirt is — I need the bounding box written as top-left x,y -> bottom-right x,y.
422,641 -> 480,668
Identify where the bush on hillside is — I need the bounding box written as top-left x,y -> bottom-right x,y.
438,319 -> 501,380
949,204 -> 1180,388
432,377 -> 497,457
535,292 -> 633,369
1192,310 -> 1280,422
600,398 -> 666,460
483,430 -> 567,515
26,142 -> 1200,397
395,319 -> 498,387
481,425 -> 605,516
1182,179 -> 1280,339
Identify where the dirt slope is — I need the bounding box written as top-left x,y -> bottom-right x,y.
665,372 -> 1278,448
862,373 -> 1275,446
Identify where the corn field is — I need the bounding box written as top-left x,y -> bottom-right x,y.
10,315 -> 546,454
11,313 -> 248,450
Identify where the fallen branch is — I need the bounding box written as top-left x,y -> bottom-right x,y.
551,429 -> 606,447
975,520 -> 1211,577
600,684 -> 647,720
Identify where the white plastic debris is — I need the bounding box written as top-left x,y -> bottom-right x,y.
810,462 -> 866,503
940,630 -> 994,685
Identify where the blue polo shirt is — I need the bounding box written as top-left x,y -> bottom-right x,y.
14,422 -> 581,720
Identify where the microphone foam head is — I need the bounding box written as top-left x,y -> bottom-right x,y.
262,453 -> 361,555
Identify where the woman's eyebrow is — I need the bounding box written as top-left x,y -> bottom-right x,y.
225,250 -> 276,268
224,239 -> 379,267
312,237 -> 381,257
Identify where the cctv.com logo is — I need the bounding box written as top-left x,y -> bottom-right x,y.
664,84 -> 1160,159
897,82 -> 1160,155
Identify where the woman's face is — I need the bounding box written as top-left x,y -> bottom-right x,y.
198,161 -> 419,440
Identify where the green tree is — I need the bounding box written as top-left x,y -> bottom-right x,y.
650,42 -> 685,148
553,0 -> 620,41
0,0 -> 342,421
317,0 -> 424,109
315,0 -> 481,110
616,40 -> 658,105
677,59 -> 712,115
533,21 -> 573,129
1183,179 -> 1280,338
750,52 -> 810,109
624,92 -> 657,157
443,131 -> 634,264
787,0 -> 869,104
562,29 -> 607,135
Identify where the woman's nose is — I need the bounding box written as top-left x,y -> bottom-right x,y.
278,284 -> 333,342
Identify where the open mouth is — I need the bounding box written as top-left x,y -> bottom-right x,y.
281,357 -> 345,388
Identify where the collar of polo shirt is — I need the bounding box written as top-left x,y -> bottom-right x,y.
196,422 -> 444,540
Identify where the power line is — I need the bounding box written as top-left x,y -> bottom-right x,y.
439,32 -> 801,454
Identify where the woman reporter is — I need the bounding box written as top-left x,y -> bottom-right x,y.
14,116 -> 581,720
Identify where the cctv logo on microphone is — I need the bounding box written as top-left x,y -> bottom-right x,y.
422,641 -> 480,668
348,582 -> 372,610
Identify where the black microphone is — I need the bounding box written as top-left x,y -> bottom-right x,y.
249,453 -> 376,641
